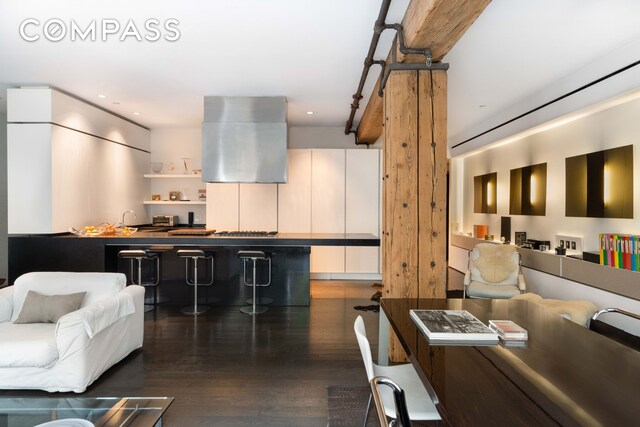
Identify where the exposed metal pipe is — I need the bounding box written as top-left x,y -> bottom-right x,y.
344,0 -> 394,141
344,1 -> 449,145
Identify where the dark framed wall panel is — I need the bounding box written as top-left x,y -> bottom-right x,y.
473,172 -> 497,214
509,163 -> 547,216
566,144 -> 633,218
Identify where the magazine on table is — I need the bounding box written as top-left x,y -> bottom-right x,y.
409,309 -> 499,344
489,320 -> 528,341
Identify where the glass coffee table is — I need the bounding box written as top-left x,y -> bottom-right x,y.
0,397 -> 173,427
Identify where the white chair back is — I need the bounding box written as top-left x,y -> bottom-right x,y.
11,272 -> 127,322
354,315 -> 375,381
469,243 -> 519,286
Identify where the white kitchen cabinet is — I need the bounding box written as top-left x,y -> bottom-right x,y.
239,184 -> 278,231
311,149 -> 346,273
345,149 -> 380,273
206,183 -> 239,230
278,149 -> 312,232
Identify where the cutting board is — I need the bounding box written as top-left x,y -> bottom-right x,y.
168,229 -> 216,236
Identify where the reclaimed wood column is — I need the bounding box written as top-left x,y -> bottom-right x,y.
383,69 -> 447,361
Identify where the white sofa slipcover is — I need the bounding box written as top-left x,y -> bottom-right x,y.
0,272 -> 144,393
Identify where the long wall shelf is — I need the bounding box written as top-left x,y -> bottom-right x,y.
144,174 -> 202,179
450,233 -> 640,301
143,201 -> 206,205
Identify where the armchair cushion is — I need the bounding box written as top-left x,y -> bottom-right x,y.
0,287 -> 12,323
0,323 -> 58,368
14,291 -> 86,324
467,282 -> 521,299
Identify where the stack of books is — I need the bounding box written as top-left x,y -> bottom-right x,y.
598,233 -> 640,271
488,320 -> 528,345
409,309 -> 499,345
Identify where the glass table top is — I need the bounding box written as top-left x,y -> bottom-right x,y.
0,397 -> 173,427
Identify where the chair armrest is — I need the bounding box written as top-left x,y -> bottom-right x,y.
463,271 -> 471,287
55,286 -> 144,359
517,273 -> 526,291
0,286 -> 13,322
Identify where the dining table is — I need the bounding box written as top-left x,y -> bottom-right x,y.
378,297 -> 640,426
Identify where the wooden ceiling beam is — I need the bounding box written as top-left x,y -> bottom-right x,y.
356,0 -> 492,144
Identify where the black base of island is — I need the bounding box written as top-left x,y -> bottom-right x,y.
9,237 -> 311,306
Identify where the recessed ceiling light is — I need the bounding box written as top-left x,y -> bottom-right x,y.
97,94 -> 107,99
133,112 -> 140,116
306,111 -> 314,115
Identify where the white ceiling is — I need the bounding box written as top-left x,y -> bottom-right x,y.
1,0 -> 640,141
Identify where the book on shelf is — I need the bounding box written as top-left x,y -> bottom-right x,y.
488,320 -> 528,341
409,309 -> 499,344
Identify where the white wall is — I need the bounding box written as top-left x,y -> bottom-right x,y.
148,128 -> 206,225
0,112 -> 7,278
7,88 -> 150,233
456,93 -> 640,252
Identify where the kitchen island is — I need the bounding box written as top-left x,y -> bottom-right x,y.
8,231 -> 379,306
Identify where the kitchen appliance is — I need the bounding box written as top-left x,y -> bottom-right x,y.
152,215 -> 179,227
202,96 -> 288,183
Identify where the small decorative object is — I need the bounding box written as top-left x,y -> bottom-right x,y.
515,232 -> 527,246
168,162 -> 175,171
181,157 -> 191,174
150,162 -> 163,174
169,191 -> 181,201
539,244 -> 549,252
180,188 -> 190,201
555,246 -> 567,255
198,188 -> 206,200
192,168 -> 202,175
151,194 -> 161,201
474,225 -> 488,239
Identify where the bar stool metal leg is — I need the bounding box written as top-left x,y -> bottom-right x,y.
240,257 -> 268,315
178,250 -> 210,316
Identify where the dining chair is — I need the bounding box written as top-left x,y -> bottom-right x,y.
354,316 -> 440,426
369,376 -> 412,427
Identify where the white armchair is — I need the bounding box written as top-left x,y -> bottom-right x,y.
0,272 -> 144,393
464,243 -> 526,299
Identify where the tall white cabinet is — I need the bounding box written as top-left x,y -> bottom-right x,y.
345,149 -> 380,273
278,149 -> 312,232
310,149 -> 346,273
239,184 -> 278,230
205,148 -> 381,278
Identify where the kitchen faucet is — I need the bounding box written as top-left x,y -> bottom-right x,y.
121,210 -> 136,225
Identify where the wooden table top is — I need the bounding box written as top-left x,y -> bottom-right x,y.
381,298 -> 640,427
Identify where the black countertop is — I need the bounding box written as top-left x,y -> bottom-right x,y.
10,232 -> 380,247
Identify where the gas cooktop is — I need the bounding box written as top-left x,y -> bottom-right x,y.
213,231 -> 278,237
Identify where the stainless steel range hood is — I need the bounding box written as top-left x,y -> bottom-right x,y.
202,96 -> 288,183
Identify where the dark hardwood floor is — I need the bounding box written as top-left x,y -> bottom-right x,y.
0,281 -> 381,426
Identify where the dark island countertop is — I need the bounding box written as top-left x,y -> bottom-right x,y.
10,232 -> 380,247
